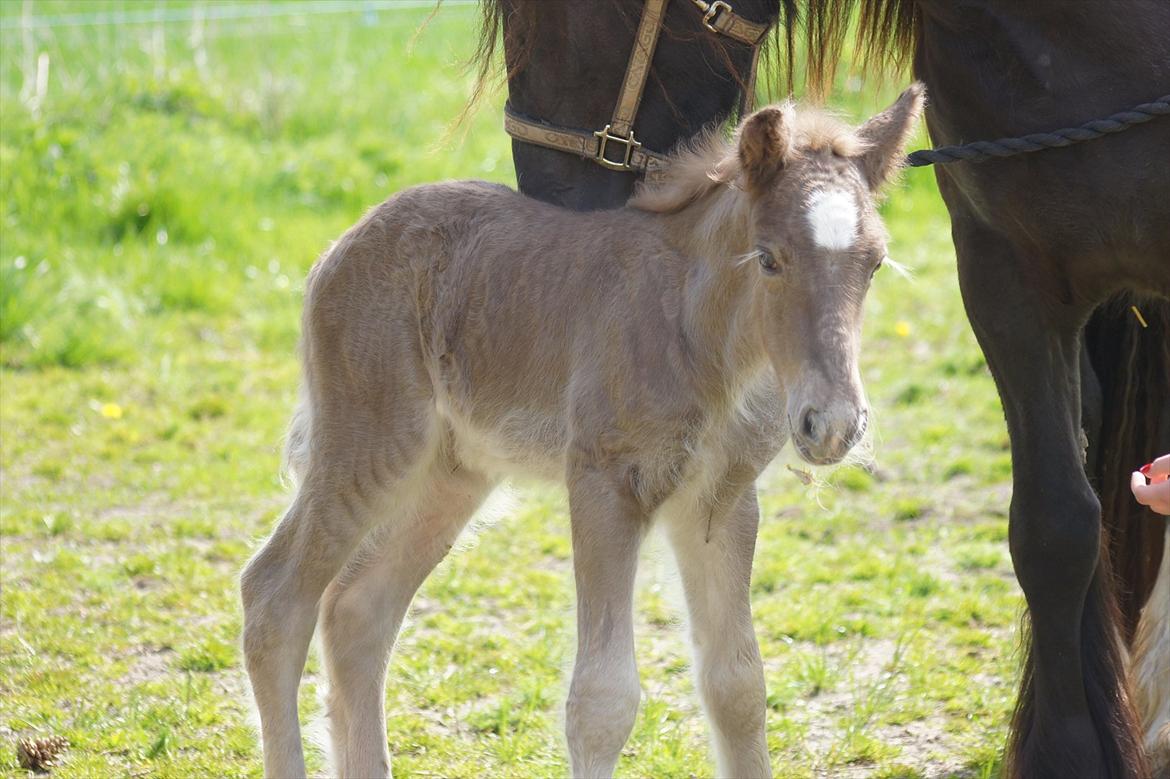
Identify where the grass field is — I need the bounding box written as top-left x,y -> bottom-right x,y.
1,2 -> 1019,777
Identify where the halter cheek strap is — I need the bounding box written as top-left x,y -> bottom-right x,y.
692,0 -> 770,47
503,0 -> 772,175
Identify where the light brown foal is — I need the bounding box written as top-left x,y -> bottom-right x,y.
241,86 -> 925,779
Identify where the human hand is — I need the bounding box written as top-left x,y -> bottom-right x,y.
1131,454 -> 1170,516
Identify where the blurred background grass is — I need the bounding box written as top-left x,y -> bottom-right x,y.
1,0 -> 503,369
1,2 -> 1015,777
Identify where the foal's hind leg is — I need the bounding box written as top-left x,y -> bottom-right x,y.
241,404 -> 438,778
664,487 -> 770,778
320,464 -> 492,779
565,463 -> 648,779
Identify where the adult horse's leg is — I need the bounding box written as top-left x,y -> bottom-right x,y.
663,487 -> 770,778
319,463 -> 493,778
953,221 -> 1148,779
565,462 -> 648,779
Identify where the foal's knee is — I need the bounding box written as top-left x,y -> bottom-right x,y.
240,540 -> 307,672
319,579 -> 361,636
320,577 -> 388,667
700,646 -> 766,733
240,551 -> 282,668
565,663 -> 641,774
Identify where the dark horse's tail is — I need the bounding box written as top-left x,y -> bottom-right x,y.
1008,297 -> 1170,779
1083,297 -> 1170,640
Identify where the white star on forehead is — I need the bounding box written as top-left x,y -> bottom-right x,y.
805,189 -> 858,251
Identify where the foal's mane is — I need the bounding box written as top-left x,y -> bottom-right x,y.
629,105 -> 867,214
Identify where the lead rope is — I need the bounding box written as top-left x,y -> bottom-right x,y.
907,94 -> 1170,166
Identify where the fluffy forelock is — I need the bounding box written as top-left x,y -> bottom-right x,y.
629,104 -> 871,214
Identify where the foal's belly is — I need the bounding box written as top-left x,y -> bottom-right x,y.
439,402 -> 569,482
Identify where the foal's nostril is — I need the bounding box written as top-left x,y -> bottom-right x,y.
800,408 -> 822,441
843,409 -> 868,448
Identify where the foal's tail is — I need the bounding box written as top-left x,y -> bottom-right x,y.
282,260 -> 326,490
1083,296 -> 1170,640
282,385 -> 314,489
1087,295 -> 1170,777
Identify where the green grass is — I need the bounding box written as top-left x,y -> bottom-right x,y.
1,2 -> 1016,776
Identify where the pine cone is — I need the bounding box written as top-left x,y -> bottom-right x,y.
16,736 -> 68,772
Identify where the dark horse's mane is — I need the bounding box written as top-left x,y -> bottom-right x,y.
470,0 -> 798,104
800,0 -> 920,90
469,0 -> 917,99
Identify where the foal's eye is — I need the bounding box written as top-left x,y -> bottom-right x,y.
870,254 -> 887,278
757,247 -> 780,275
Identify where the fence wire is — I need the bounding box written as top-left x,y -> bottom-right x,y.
0,0 -> 475,31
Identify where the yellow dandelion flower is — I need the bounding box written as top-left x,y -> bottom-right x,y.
894,321 -> 911,338
100,402 -> 124,419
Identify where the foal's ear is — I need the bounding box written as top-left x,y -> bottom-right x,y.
857,83 -> 926,189
737,104 -> 794,193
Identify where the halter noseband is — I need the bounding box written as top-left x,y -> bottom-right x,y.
503,0 -> 772,176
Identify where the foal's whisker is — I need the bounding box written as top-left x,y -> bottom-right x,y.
735,249 -> 763,268
883,256 -> 914,280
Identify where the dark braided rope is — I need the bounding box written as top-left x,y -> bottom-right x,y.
906,94 -> 1170,167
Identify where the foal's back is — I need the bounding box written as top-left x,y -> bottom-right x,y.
302,180 -> 702,478
310,180 -> 678,338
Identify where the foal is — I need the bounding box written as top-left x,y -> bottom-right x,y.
241,86 -> 924,779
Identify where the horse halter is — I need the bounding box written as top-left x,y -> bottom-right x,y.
503,0 -> 772,176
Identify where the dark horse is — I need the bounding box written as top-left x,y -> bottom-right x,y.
478,0 -> 1170,776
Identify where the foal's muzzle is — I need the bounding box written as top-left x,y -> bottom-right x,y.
793,406 -> 868,465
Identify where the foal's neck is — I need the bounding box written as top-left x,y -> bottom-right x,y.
661,184 -> 752,262
660,187 -> 768,400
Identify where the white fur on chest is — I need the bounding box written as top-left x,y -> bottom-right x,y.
656,370 -> 786,514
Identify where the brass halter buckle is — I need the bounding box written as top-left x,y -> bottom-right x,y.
593,124 -> 643,170
697,0 -> 733,32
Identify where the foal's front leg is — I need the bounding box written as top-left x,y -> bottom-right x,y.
664,487 -> 771,778
565,464 -> 648,779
